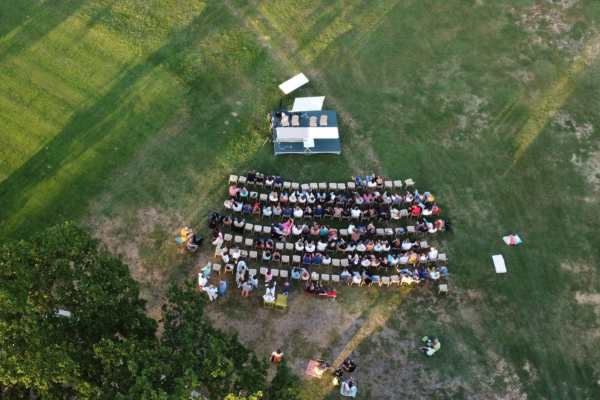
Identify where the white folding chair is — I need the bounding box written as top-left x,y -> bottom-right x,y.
212,263 -> 222,275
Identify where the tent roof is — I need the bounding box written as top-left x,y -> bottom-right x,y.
291,96 -> 325,112
274,139 -> 341,155
275,126 -> 339,142
279,73 -> 309,94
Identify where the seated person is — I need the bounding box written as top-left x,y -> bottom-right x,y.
291,267 -> 301,280
342,358 -> 357,373
312,253 -> 323,265
351,272 -> 362,285
302,253 -> 312,265
292,224 -> 304,237
203,285 -> 218,302
322,254 -> 332,265
280,192 -> 289,204
263,283 -> 276,303
420,336 -> 441,357
197,272 -> 208,289
241,281 -> 253,297
230,247 -> 241,260
341,268 -> 352,282
272,250 -> 281,263
428,247 -> 439,261
232,201 -> 243,213
439,265 -> 449,277
295,239 -> 305,252
315,204 -> 325,216
305,241 -> 316,253
229,185 -> 240,197
262,250 -> 272,262
264,270 -> 273,284
317,240 -> 328,252
262,206 -> 273,217
310,224 -> 320,237
239,187 -> 249,198
272,204 -> 282,217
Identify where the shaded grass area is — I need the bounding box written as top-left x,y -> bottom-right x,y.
1,0 -> 600,398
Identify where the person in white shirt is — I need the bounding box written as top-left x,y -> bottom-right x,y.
262,206 -> 272,217
203,285 -> 218,302
317,240 -> 328,252
428,247 -> 438,261
350,207 -> 361,219
198,273 -> 208,289
305,241 -> 316,253
293,206 -> 303,218
401,239 -> 413,251
295,239 -> 305,252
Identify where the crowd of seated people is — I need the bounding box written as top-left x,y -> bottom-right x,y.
217,213 -> 445,240
227,185 -> 440,217
245,171 -> 284,188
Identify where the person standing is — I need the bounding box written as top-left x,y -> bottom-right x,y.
270,349 -> 284,364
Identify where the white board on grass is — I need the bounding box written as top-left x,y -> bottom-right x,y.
291,96 -> 325,112
279,73 -> 309,94
492,254 -> 507,274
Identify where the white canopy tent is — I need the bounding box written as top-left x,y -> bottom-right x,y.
291,96 -> 325,112
275,126 -> 339,142
278,73 -> 309,94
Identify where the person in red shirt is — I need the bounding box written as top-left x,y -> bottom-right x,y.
410,205 -> 422,217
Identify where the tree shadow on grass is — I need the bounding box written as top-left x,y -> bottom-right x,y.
0,2 -> 235,239
0,0 -> 87,62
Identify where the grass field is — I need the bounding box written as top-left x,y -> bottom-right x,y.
1,0 -> 600,398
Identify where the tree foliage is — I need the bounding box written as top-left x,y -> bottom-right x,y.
0,222 -> 293,399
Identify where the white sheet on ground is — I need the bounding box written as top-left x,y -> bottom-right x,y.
492,254 -> 507,273
291,96 -> 325,112
279,73 -> 309,94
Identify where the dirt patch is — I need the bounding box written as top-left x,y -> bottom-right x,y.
553,111 -> 594,141
206,290 -> 363,376
512,2 -> 590,57
571,150 -> 600,191
575,291 -> 600,305
560,261 -> 594,274
88,206 -> 190,320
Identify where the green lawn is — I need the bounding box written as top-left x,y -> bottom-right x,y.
1,0 -> 600,398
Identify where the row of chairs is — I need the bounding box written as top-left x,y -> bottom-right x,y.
210,263 -> 448,294
224,222 -> 438,242
229,175 -> 416,192
227,200 -> 426,222
222,234 -> 446,261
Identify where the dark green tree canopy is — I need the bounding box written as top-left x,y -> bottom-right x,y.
0,222 -> 297,399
